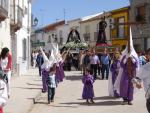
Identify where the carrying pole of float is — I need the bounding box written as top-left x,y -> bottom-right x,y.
128,27 -> 131,53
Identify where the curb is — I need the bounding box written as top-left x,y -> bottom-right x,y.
27,91 -> 42,113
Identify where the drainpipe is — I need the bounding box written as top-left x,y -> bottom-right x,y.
13,0 -> 16,24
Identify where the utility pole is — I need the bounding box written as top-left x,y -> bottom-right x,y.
63,8 -> 66,23
40,9 -> 44,27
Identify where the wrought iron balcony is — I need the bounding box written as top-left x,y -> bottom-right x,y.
0,0 -> 8,21
10,5 -> 23,32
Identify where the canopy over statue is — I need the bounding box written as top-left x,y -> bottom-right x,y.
64,29 -> 88,50
66,29 -> 81,43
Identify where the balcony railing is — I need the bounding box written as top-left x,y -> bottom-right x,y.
10,5 -> 23,32
0,0 -> 8,21
17,6 -> 23,26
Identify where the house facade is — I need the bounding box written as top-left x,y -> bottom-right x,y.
129,0 -> 150,52
0,0 -> 11,51
0,0 -> 32,76
110,6 -> 130,50
31,20 -> 65,52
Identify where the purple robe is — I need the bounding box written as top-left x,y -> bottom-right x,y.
119,56 -> 137,102
110,59 -> 120,97
82,74 -> 94,99
41,69 -> 49,92
56,61 -> 65,83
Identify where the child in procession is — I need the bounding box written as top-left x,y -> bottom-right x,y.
82,68 -> 95,104
47,64 -> 57,104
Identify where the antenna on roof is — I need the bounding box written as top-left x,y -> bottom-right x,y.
63,8 -> 66,23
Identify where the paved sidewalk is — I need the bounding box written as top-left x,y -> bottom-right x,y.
4,69 -> 42,113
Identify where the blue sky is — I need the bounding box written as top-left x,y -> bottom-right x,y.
32,0 -> 130,27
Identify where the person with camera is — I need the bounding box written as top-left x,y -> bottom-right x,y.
0,48 -> 12,98
135,48 -> 150,113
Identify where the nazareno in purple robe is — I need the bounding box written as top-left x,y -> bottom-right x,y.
55,61 -> 65,83
119,55 -> 138,102
82,74 -> 95,99
110,59 -> 120,97
41,69 -> 49,92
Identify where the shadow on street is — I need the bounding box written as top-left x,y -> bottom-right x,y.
60,100 -> 121,106
94,96 -> 117,100
27,83 -> 42,86
65,75 -> 82,81
13,87 -> 41,90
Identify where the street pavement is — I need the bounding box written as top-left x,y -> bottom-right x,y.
28,71 -> 148,113
4,69 -> 42,113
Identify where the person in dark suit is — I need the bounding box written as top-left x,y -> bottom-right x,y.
36,50 -> 44,76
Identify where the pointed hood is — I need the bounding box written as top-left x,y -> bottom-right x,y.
49,49 -> 56,64
40,47 -> 52,70
120,27 -> 139,69
121,27 -> 138,59
52,43 -> 62,63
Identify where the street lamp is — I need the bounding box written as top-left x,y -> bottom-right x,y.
32,17 -> 38,27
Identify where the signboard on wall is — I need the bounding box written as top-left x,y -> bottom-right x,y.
32,41 -> 45,47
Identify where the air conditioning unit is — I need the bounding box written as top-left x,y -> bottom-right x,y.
109,18 -> 115,29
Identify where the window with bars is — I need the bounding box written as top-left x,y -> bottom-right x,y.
117,17 -> 125,38
135,6 -> 145,22
85,25 -> 90,34
94,32 -> 98,41
59,30 -> 62,38
47,35 -> 51,43
22,38 -> 27,60
60,37 -> 63,45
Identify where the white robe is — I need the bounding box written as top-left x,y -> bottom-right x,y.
137,62 -> 150,93
0,80 -> 8,107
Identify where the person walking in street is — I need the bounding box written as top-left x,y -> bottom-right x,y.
79,51 -> 85,74
32,51 -> 38,68
101,49 -> 111,80
0,47 -> 12,98
66,53 -> 72,71
36,50 -> 44,76
108,52 -> 121,97
40,48 -> 52,93
97,53 -> 102,77
55,49 -> 70,83
83,50 -> 90,74
47,65 -> 57,104
119,55 -> 138,105
82,68 -> 95,104
135,48 -> 150,113
0,70 -> 8,113
114,29 -> 139,105
90,50 -> 100,80
138,52 -> 147,67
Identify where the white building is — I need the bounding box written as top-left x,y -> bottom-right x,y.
129,0 -> 150,52
67,18 -> 81,31
31,20 -> 65,52
10,0 -> 32,75
0,0 -> 11,51
0,0 -> 32,75
80,12 -> 111,47
56,23 -> 69,47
